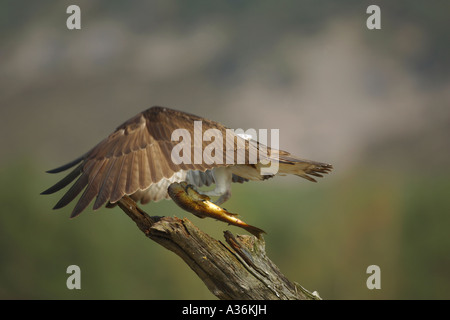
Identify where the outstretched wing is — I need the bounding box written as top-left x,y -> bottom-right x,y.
42,106 -> 254,217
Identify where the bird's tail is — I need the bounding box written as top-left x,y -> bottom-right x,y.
274,151 -> 333,182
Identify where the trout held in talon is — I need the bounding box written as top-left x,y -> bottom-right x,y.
168,182 -> 265,237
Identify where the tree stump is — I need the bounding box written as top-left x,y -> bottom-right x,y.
117,195 -> 321,300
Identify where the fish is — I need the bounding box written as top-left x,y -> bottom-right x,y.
168,182 -> 265,237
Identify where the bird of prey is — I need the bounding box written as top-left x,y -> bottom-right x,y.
42,106 -> 332,234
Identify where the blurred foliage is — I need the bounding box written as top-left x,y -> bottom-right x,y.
1,158 -> 449,299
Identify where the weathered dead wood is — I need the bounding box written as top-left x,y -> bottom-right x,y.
117,195 -> 321,300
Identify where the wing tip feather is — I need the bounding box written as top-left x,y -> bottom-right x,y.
45,156 -> 85,174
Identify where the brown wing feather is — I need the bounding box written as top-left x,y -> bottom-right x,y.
69,160 -> 106,216
93,157 -> 118,210
110,155 -> 127,203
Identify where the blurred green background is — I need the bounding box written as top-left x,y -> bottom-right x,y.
1,0 -> 449,299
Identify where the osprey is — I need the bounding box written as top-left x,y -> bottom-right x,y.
42,106 -> 332,224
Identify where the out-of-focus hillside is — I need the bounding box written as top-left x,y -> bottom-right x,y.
0,1 -> 449,299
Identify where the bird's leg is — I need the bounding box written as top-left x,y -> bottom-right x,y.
199,167 -> 232,205
183,183 -> 230,205
183,183 -> 211,201
183,182 -> 229,203
203,189 -> 231,205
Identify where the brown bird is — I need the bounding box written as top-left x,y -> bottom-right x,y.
42,106 -> 332,226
